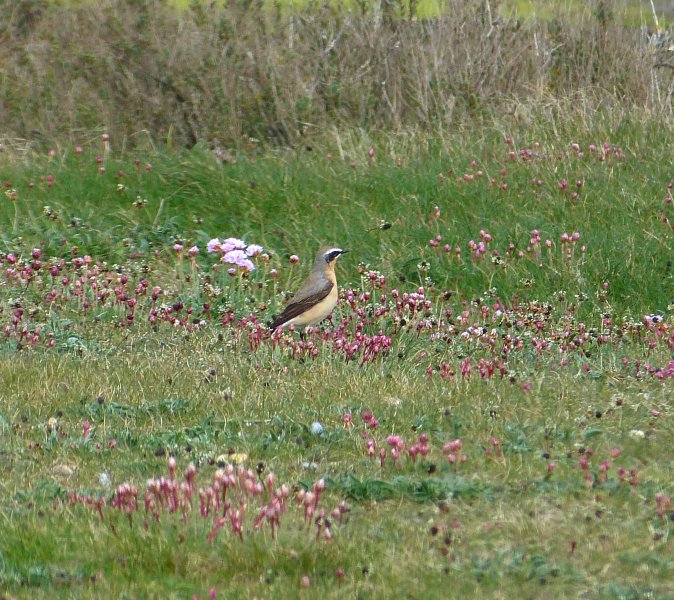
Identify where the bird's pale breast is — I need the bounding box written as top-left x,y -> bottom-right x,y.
286,284 -> 338,327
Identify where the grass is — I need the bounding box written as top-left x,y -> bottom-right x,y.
1,116 -> 671,313
1,114 -> 673,598
164,0 -> 672,23
5,0 -> 672,149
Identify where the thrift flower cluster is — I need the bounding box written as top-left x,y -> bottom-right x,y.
66,457 -> 349,545
206,237 -> 263,272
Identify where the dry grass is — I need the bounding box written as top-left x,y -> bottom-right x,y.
1,0 -> 672,148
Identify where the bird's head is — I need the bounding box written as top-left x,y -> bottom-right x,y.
317,246 -> 349,267
312,246 -> 348,273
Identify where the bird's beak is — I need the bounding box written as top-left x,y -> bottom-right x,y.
340,249 -> 350,255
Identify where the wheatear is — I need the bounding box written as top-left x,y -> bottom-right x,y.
270,246 -> 349,331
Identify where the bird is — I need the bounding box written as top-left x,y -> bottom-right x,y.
269,245 -> 349,331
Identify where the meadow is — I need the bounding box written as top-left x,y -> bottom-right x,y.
2,0 -> 674,598
1,109 -> 673,599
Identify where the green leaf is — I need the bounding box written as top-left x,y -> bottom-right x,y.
582,428 -> 603,440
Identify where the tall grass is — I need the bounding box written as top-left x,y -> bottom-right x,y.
1,0 -> 672,147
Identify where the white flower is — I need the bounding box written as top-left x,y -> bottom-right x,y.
239,259 -> 255,272
222,250 -> 256,272
222,249 -> 247,265
310,421 -> 324,435
221,237 -> 246,252
207,238 -> 221,253
246,244 -> 263,257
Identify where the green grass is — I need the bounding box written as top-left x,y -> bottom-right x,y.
3,347 -> 674,598
1,114 -> 674,598
54,0 -> 672,24
2,117 -> 671,314
165,0 -> 672,23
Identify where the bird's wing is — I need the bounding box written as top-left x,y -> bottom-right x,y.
270,279 -> 334,329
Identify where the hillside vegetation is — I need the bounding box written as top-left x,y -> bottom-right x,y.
1,0 -> 672,148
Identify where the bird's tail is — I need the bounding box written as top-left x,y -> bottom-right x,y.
268,315 -> 284,331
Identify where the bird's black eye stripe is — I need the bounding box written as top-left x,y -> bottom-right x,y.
325,249 -> 343,262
